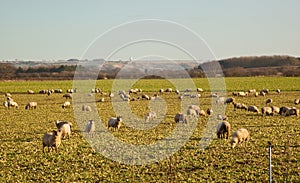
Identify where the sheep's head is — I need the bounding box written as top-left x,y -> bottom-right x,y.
117,116 -> 122,122
230,137 -> 238,149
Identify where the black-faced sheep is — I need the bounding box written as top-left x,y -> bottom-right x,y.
230,128 -> 249,148
142,94 -> 150,100
197,88 -> 204,92
27,90 -> 34,94
63,93 -> 72,99
216,121 -> 231,139
188,105 -> 201,115
55,121 -> 72,139
62,101 -> 71,109
233,102 -> 248,111
108,116 -> 122,131
42,130 -> 62,153
261,106 -> 273,116
284,107 -> 299,117
266,98 -> 273,105
174,113 -> 187,123
145,111 -> 157,122
85,120 -> 95,137
25,102 -> 37,109
247,105 -> 259,114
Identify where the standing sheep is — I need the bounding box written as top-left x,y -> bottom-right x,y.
85,120 -> 95,137
294,99 -> 299,105
279,106 -> 290,116
266,98 -> 273,105
82,104 -> 92,112
27,90 -> 34,94
233,102 -> 248,111
187,108 -> 197,117
230,128 -> 249,148
206,108 -> 213,116
63,93 -> 72,99
55,121 -> 72,139
25,102 -> 37,109
284,107 -> 299,117
108,116 -> 122,131
248,105 -> 259,114
174,113 -> 187,123
216,121 -> 231,139
62,101 -> 71,109
261,106 -> 273,116
42,130 -> 62,153
145,111 -> 157,122
224,97 -> 235,105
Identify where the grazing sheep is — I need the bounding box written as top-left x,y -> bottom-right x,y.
210,93 -> 218,98
63,93 -> 72,99
25,102 -> 37,109
248,89 -> 256,94
260,91 -> 266,97
271,106 -> 280,114
82,105 -> 92,112
85,120 -> 95,137
187,108 -> 197,117
175,90 -> 180,95
237,92 -> 247,97
8,101 -> 18,109
99,97 -> 105,102
216,121 -> 231,139
62,101 -> 71,109
254,92 -> 259,97
159,89 -> 164,93
27,90 -> 34,94
42,130 -> 62,153
108,116 -> 122,131
54,89 -> 63,93
145,111 -> 157,122
142,94 -> 150,100
217,114 -> 227,120
276,89 -> 280,94
190,94 -> 201,98
3,101 -> 8,108
248,105 -> 259,114
294,99 -> 299,105
184,88 -> 192,92
199,109 -> 207,117
233,102 -> 248,111
266,98 -> 273,105
230,128 -> 249,148
165,88 -> 173,92
174,113 -> 187,123
279,106 -> 290,116
284,107 -> 299,117
261,106 -> 273,116
197,88 -> 204,92
224,97 -> 235,105
39,89 -> 48,94
206,108 -> 213,116
55,121 -> 72,139
188,105 -> 201,115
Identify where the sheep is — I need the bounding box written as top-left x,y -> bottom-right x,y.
294,99 -> 299,105
54,89 -> 63,93
284,107 -> 299,117
39,89 -> 48,94
62,101 -> 71,109
190,94 -> 201,98
5,93 -> 12,97
197,88 -> 204,92
142,94 -> 150,100
260,89 -> 269,94
99,97 -> 105,102
248,105 -> 259,114
3,101 -> 8,108
230,128 -> 249,149
216,121 -> 231,139
188,105 -> 201,115
55,121 -> 72,139
217,114 -> 227,120
271,106 -> 280,114
237,92 -> 247,97
198,109 -> 207,116
63,93 -> 72,99
184,88 -> 192,92
224,97 -> 235,105
279,106 -> 290,116
25,102 -> 37,109
82,105 -> 92,112
165,88 -> 173,92
175,90 -> 180,95
42,130 -> 62,153
276,89 -> 281,94
174,113 -> 187,123
254,92 -> 259,97
8,101 -> 18,109
266,98 -> 273,105
233,102 -> 248,111
248,89 -> 256,94
159,89 -> 164,93
85,120 -> 95,137
261,106 -> 273,116
145,111 -> 157,122
187,108 -> 197,117
27,90 -> 34,94
108,116 -> 122,131
210,93 -> 218,98
206,108 -> 213,116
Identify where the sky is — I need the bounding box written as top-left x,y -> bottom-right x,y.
0,0 -> 300,61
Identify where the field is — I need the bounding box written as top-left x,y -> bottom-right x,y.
0,77 -> 299,182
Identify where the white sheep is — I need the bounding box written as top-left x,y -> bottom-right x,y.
216,121 -> 231,139
55,121 -> 72,139
42,130 -> 62,153
188,105 -> 201,115
261,106 -> 273,116
230,128 -> 249,148
187,108 -> 197,117
217,114 -> 227,120
145,111 -> 157,122
142,94 -> 150,100
27,90 -> 34,94
8,101 -> 18,109
165,88 -> 173,92
108,116 -> 122,131
62,101 -> 71,109
276,88 -> 280,94
174,113 -> 187,123
85,120 -> 95,137
206,108 -> 213,116
25,102 -> 37,109
197,88 -> 204,92
294,99 -> 299,105
271,106 -> 280,115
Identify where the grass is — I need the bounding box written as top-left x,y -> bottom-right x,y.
0,77 -> 299,182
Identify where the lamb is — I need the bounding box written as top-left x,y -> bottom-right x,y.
61,101 -> 71,109
261,106 -> 273,116
85,120 -> 95,137
284,107 -> 299,117
145,111 -> 157,122
266,98 -> 273,105
54,89 -> 63,93
63,93 -> 72,99
224,97 -> 235,105
216,121 -> 231,139
25,102 -> 37,109
82,105 -> 92,112
294,99 -> 299,105
55,121 -> 72,139
42,130 -> 62,153
233,102 -> 248,111
247,105 -> 259,114
230,128 -> 249,148
108,116 -> 122,131
174,113 -> 187,123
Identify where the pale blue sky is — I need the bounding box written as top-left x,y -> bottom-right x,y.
0,0 -> 300,61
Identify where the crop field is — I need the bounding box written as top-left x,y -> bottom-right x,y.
0,77 -> 299,182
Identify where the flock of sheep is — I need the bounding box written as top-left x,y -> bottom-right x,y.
2,86 -> 299,152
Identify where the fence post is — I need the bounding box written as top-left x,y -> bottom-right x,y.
268,141 -> 272,183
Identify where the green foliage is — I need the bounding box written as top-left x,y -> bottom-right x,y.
0,78 -> 299,182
